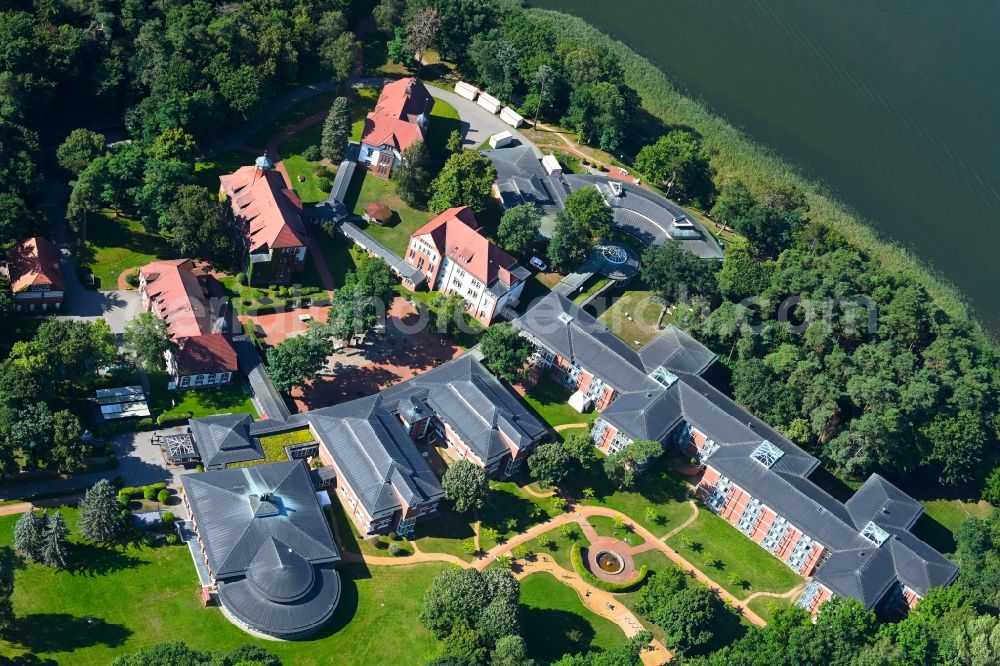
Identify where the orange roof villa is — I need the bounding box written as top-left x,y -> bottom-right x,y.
5,237 -> 65,312
139,259 -> 237,390
220,155 -> 309,285
405,206 -> 530,324
360,78 -> 433,177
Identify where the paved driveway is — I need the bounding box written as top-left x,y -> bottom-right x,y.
424,85 -> 539,153
0,428 -> 195,515
56,252 -> 141,333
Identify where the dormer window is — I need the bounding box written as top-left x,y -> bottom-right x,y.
751,440 -> 783,468
861,521 -> 889,546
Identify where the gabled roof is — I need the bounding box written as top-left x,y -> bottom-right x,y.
514,291 -> 711,393
181,461 -> 340,580
296,394 -> 444,517
220,167 -> 307,252
189,413 -> 263,468
381,355 -> 547,464
140,259 -> 217,339
411,207 -> 527,292
174,333 -> 238,376
639,326 -> 718,376
844,474 -> 924,531
361,77 -> 433,153
6,237 -> 64,292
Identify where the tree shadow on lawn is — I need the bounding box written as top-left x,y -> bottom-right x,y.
12,613 -> 132,653
308,562 -> 365,640
412,510 -> 475,543
66,542 -> 143,576
521,607 -> 598,663
480,489 -> 544,538
912,513 -> 957,555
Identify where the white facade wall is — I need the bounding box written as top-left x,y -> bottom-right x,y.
359,143 -> 401,171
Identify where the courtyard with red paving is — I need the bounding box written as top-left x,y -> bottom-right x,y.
291,297 -> 462,411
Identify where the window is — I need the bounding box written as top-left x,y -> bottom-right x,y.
751,441 -> 784,468
207,374 -> 216,384
181,376 -> 191,387
861,521 -> 889,546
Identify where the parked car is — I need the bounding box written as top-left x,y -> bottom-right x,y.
529,256 -> 548,272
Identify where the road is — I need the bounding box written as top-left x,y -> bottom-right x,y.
423,84 -> 539,153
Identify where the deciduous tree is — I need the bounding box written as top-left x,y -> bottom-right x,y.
428,151 -> 497,216
634,131 -> 713,206
442,460 -> 488,513
123,312 -> 171,372
394,140 -> 434,207
266,326 -> 330,392
479,323 -> 533,382
497,205 -> 541,258
641,240 -> 718,304
56,128 -> 106,175
603,439 -> 662,488
168,185 -> 236,266
528,442 -> 573,489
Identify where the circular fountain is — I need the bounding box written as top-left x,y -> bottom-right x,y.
596,550 -> 625,575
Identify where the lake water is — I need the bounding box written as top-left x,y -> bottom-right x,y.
531,0 -> 1000,333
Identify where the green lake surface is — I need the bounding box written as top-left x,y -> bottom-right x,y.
532,0 -> 1000,333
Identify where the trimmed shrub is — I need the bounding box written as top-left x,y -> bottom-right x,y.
570,543 -> 648,593
165,533 -> 180,546
126,269 -> 140,288
236,271 -> 248,286
156,489 -> 170,504
316,177 -> 332,192
195,464 -> 204,473
387,543 -> 405,556
117,490 -> 132,504
161,511 -> 175,527
143,486 -> 157,501
157,412 -> 192,427
301,145 -> 321,161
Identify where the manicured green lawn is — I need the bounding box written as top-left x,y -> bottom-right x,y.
664,508 -> 804,596
598,288 -> 663,350
284,155 -> 336,204
915,498 -> 993,555
424,96 -> 462,162
411,509 -> 477,562
79,210 -> 178,289
586,515 -> 644,547
520,572 -> 625,662
573,277 -> 611,306
344,171 -> 435,257
147,373 -> 258,420
575,455 -> 694,536
532,523 -> 590,571
350,88 -> 380,141
0,509 -> 446,665
479,480 -> 561,551
521,378 -> 590,429
747,596 -> 791,624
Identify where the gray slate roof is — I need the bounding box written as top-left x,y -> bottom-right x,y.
513,292 -> 716,394
182,461 -> 342,636
181,461 -> 340,579
380,354 -> 547,463
189,413 -> 263,468
234,336 -> 292,422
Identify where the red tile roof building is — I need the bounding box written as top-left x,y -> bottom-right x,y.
6,237 -> 65,312
220,164 -> 308,285
139,259 -> 237,390
360,78 -> 433,177
405,206 -> 529,324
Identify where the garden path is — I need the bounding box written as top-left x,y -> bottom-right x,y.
515,556 -> 671,666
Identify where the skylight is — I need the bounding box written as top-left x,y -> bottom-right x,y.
861,521 -> 889,547
648,366 -> 678,387
751,440 -> 784,468
558,313 -> 574,324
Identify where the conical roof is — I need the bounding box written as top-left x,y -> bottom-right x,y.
245,536 -> 316,604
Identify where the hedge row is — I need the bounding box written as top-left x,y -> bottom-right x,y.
156,411 -> 192,427
118,482 -> 168,503
570,543 -> 648,593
